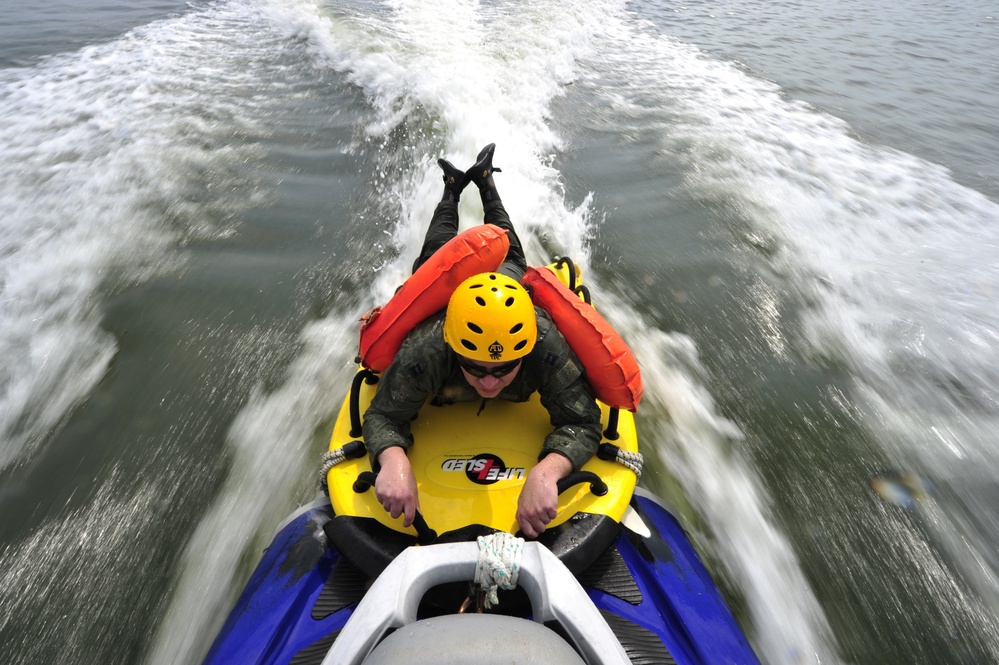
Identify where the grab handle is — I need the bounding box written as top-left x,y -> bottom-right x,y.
353,471 -> 438,545
556,471 -> 608,497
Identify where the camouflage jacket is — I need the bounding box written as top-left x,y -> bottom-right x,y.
362,308 -> 602,470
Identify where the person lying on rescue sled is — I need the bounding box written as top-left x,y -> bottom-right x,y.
362,144 -> 602,539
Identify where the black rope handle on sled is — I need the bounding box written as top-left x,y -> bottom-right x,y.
556,471 -> 609,497
353,471 -> 438,545
349,369 -> 380,437
554,258 -> 592,306
555,257 -> 579,292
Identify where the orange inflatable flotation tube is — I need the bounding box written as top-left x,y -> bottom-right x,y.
522,266 -> 644,412
358,225 -> 509,372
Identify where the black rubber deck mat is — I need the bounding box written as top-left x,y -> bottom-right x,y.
312,557 -> 369,620
578,545 -> 643,605
599,608 -> 676,665
289,629 -> 341,665
324,514 -> 418,578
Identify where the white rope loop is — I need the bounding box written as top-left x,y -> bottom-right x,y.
474,532 -> 524,609
616,449 -> 644,479
319,449 -> 346,495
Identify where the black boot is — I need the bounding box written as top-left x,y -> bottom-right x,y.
467,143 -> 503,203
438,158 -> 469,202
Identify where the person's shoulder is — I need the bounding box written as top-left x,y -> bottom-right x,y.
408,310 -> 446,341
534,306 -> 571,349
395,311 -> 449,364
533,305 -> 556,338
526,308 -> 580,372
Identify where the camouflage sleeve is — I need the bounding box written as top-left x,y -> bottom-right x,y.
532,320 -> 602,470
361,316 -> 448,467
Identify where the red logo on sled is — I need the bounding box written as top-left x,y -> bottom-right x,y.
440,454 -> 526,485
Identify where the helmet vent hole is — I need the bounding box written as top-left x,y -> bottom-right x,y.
461,340 -> 477,351
504,297 -> 515,307
467,322 -> 483,334
475,296 -> 486,306
509,323 -> 523,334
514,340 -> 528,351
469,284 -> 484,290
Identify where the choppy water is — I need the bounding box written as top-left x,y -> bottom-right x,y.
1,1 -> 997,663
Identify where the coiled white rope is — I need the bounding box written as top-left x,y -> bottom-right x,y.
597,443 -> 644,479
615,449 -> 644,479
319,449 -> 349,495
319,441 -> 368,495
474,533 -> 524,609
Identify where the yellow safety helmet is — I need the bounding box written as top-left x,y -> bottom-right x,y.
444,272 -> 537,362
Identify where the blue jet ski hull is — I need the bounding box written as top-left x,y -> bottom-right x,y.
204,488 -> 759,665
